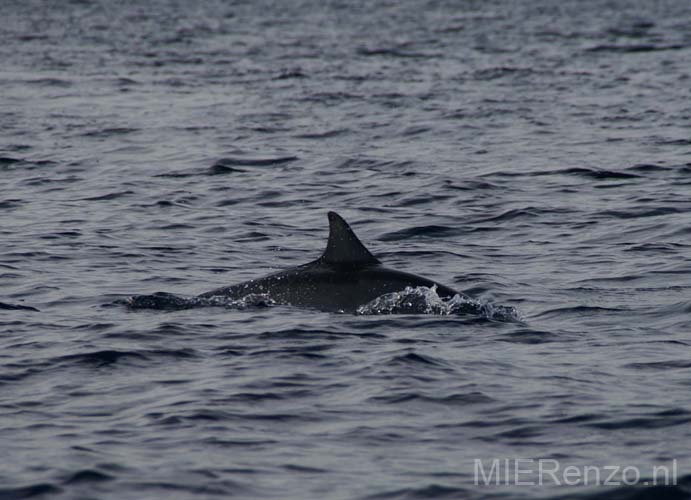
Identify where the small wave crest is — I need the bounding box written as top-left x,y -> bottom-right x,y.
356,285 -> 521,321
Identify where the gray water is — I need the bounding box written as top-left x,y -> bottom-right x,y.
2,0 -> 691,498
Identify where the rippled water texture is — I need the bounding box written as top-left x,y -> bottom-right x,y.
2,0 -> 691,498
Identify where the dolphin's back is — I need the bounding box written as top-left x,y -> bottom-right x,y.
200,262 -> 460,313
198,212 -> 462,313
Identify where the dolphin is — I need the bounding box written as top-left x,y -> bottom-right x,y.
194,211 -> 464,313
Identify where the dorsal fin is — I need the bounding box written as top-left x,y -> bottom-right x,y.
319,212 -> 380,267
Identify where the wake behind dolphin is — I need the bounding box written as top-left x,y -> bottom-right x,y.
127,212 -> 518,319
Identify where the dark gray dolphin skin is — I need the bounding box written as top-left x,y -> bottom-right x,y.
198,211 -> 462,312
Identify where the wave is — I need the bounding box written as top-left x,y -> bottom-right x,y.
362,484 -> 471,500
356,286 -> 522,321
0,483 -> 62,498
547,474 -> 691,500
0,301 -> 39,312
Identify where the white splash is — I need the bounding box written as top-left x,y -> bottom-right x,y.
356,285 -> 521,321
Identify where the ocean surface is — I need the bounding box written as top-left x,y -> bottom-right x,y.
2,0 -> 691,498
